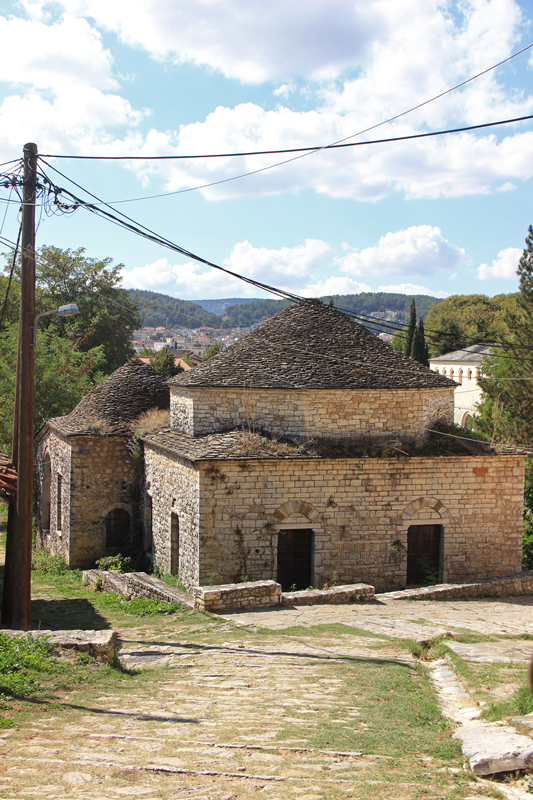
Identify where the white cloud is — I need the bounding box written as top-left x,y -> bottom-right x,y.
122,238 -> 332,299
476,246 -> 522,279
2,0 -> 533,202
122,258 -> 261,300
47,0 -> 389,84
377,283 -> 450,298
300,277 -> 372,297
335,225 -> 466,278
0,13 -> 116,91
224,239 -> 331,286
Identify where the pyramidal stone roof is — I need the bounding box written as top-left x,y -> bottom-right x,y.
48,359 -> 170,437
171,300 -> 455,391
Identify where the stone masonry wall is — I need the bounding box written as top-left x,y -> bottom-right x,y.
170,386 -> 454,440
196,454 -> 524,592
36,430 -> 72,563
144,443 -> 200,587
68,435 -> 139,568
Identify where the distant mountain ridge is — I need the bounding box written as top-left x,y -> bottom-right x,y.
128,289 -> 444,330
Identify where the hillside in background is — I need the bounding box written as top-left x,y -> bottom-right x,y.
128,289 -> 444,330
128,289 -> 222,329
192,297 -> 259,315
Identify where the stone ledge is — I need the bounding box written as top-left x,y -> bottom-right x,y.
0,628 -> 117,663
453,720 -> 533,775
281,583 -> 375,606
377,571 -> 533,601
82,569 -> 194,608
193,580 -> 282,612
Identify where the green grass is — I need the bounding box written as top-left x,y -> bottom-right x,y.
483,684 -> 533,721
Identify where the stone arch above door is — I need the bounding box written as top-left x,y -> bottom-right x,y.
268,500 -> 319,526
401,496 -> 451,521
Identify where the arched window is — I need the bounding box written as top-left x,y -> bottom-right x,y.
442,368 -> 446,376
467,369 -> 472,380
105,508 -> 131,548
434,367 -> 439,374
449,368 -> 454,380
458,368 -> 463,385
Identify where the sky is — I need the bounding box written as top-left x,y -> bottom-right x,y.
1,0 -> 533,302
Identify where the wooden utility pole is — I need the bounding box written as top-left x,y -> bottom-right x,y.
3,143 -> 37,631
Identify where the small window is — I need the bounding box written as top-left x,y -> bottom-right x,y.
56,474 -> 62,531
442,368 -> 446,376
458,368 -> 463,385
449,368 -> 454,379
467,369 -> 472,380
105,508 -> 131,548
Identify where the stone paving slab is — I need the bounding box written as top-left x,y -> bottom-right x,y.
0,629 -> 118,662
447,639 -> 533,663
219,595 -> 533,641
453,721 -> 533,775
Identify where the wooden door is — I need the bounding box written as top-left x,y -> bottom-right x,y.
277,529 -> 313,591
407,524 -> 442,585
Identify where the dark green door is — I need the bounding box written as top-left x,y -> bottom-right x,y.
277,529 -> 313,591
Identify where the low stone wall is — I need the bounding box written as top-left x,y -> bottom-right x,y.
82,569 -> 194,608
282,583 -> 375,606
1,628 -> 117,663
377,571 -> 533,601
193,580 -> 282,612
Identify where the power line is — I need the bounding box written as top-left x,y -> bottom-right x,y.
39,114 -> 533,163
0,224 -> 21,330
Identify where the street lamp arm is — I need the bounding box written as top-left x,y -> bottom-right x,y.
33,303 -> 80,347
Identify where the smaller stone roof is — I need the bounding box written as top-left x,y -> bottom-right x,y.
170,300 -> 455,391
47,360 -> 170,437
430,344 -> 493,364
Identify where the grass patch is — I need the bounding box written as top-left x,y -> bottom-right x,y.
92,591 -> 182,617
0,633 -> 57,698
264,621 -> 389,639
483,684 -> 533,720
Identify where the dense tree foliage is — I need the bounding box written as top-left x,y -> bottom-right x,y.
423,294 -> 517,358
128,288 -> 222,329
0,245 -> 140,455
202,341 -> 223,361
152,347 -> 184,378
127,290 -> 443,330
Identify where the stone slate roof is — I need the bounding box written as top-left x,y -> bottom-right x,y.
430,344 -> 493,364
171,300 -> 454,390
47,359 -> 170,437
143,424 -> 494,463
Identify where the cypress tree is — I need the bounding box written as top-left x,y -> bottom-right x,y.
411,318 -> 429,365
405,298 -> 416,357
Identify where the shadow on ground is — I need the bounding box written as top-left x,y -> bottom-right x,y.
30,597 -> 110,630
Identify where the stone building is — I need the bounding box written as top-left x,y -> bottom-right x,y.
429,344 -> 492,427
142,301 -> 525,592
35,360 -> 169,567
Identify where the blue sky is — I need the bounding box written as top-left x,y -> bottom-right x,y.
1,0 -> 533,301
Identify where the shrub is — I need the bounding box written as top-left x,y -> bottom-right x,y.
524,508 -> 533,570
95,554 -> 136,572
31,549 -> 68,575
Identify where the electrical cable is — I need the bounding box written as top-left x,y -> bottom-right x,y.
40,114 -> 533,162
0,223 -> 22,331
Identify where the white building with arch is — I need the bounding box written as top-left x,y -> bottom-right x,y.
429,344 -> 493,427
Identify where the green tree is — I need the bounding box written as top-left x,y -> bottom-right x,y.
152,347 -> 183,378
202,341 -> 223,361
0,323 -> 103,454
181,354 -> 194,367
423,294 -> 516,358
391,325 -> 408,354
3,245 -> 143,374
411,318 -> 429,365
405,298 -> 416,357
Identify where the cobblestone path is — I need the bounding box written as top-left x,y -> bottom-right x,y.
0,627 -> 460,800
221,595 -> 533,641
